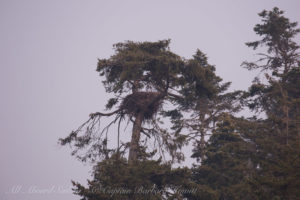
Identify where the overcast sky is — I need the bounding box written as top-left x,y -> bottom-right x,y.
1,0 -> 300,199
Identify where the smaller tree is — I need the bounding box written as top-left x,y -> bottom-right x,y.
165,50 -> 242,164
238,7 -> 300,199
189,114 -> 258,200
242,7 -> 300,145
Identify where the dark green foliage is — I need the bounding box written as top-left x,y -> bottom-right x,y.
191,114 -> 300,199
105,98 -> 119,110
244,7 -> 299,72
189,115 -> 258,200
72,154 -> 194,200
167,49 -> 242,164
97,40 -> 182,95
175,50 -> 223,109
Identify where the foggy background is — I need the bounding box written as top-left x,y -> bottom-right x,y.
1,0 -> 299,199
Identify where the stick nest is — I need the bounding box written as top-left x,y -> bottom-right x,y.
120,92 -> 163,119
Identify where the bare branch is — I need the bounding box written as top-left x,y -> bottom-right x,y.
89,109 -> 122,118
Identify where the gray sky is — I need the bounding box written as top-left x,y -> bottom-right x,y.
1,0 -> 300,199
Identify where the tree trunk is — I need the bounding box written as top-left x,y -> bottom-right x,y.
285,106 -> 289,145
200,130 -> 205,164
128,112 -> 144,164
297,104 -> 300,142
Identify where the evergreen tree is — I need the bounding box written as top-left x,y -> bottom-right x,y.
72,153 -> 193,200
241,7 -> 300,199
60,40 -> 223,199
242,7 -> 300,144
190,7 -> 300,200
60,40 -> 180,163
164,50 -> 242,164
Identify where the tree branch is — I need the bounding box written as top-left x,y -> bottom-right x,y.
89,109 -> 122,118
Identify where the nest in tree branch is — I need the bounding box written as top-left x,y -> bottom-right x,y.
120,92 -> 163,119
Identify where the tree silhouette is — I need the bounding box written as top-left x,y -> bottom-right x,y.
60,40 -> 220,164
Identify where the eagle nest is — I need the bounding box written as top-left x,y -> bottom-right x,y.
120,92 -> 163,119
